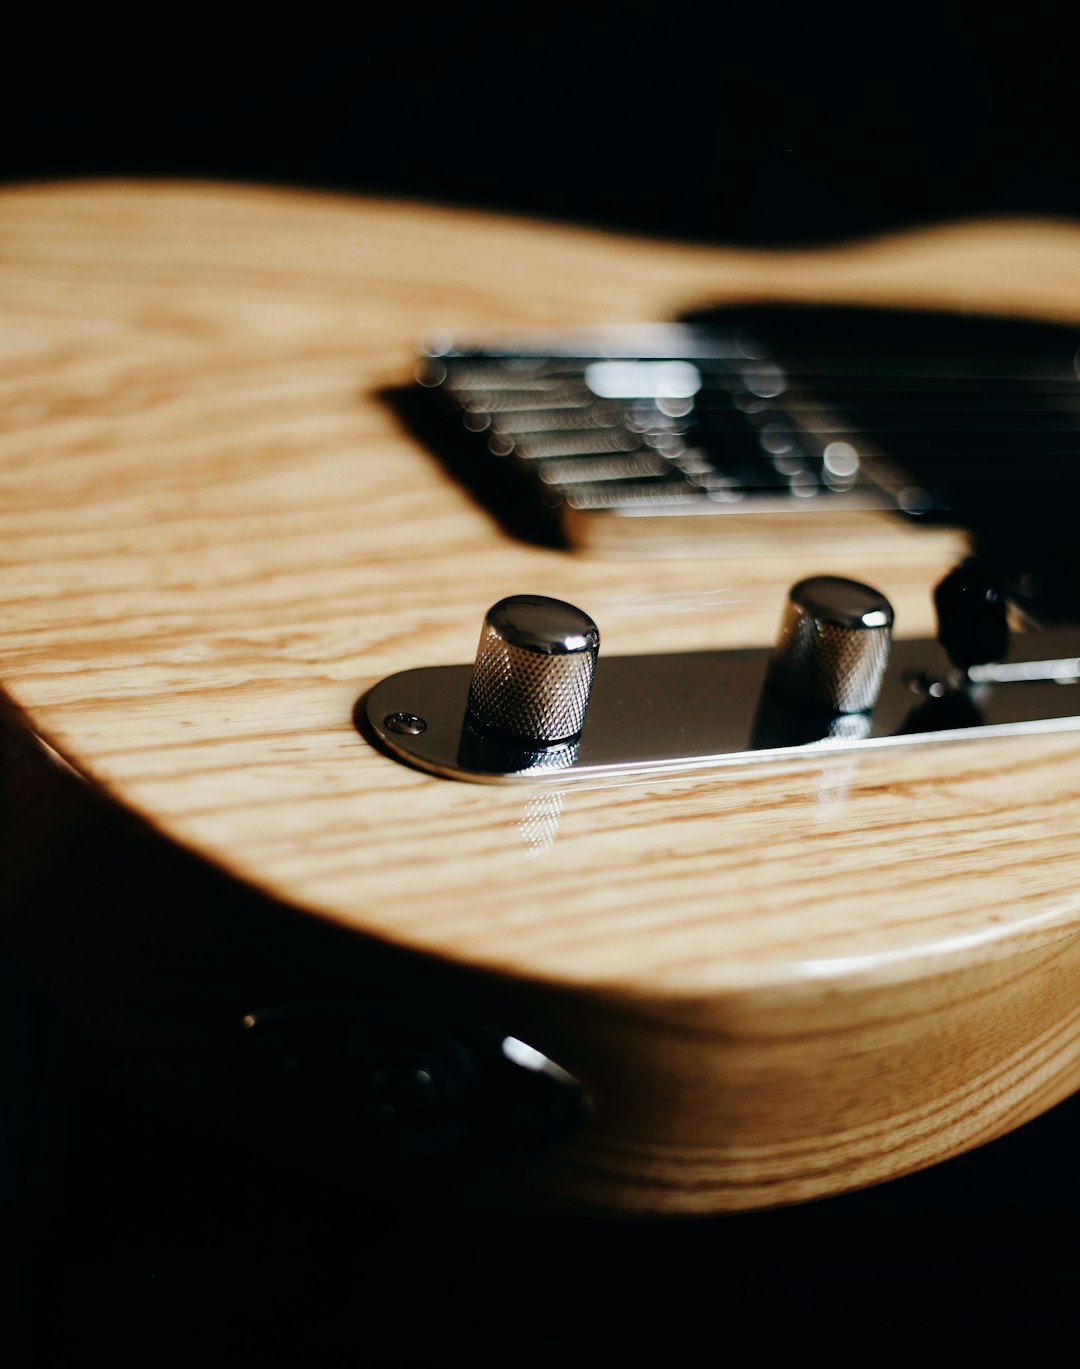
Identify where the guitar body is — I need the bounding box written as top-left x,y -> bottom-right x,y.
4,181 -> 1080,1214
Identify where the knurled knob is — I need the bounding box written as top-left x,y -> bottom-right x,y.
767,576 -> 894,713
467,595 -> 600,743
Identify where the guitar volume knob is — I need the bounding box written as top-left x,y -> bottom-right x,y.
467,595 -> 600,743
767,575 -> 894,713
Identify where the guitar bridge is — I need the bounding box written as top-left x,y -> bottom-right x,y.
402,306 -> 1080,618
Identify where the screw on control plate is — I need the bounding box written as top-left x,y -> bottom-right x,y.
385,712 -> 427,736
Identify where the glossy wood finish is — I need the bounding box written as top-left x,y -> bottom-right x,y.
4,182 -> 1080,1212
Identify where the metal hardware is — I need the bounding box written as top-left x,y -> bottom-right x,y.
467,595 -> 600,743
404,310 -> 1080,600
409,323 -> 904,556
384,711 -> 427,736
238,998 -> 588,1180
968,656 -> 1080,685
766,576 -> 894,713
360,622 -> 1080,785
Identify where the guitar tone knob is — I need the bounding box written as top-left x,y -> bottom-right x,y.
467,595 -> 600,743
767,575 -> 894,714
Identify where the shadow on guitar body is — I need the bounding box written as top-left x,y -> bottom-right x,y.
4,720 -> 1080,1359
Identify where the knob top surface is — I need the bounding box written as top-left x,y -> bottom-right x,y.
486,595 -> 600,656
789,576 -> 894,632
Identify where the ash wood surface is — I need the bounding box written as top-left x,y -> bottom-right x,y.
4,181 -> 1080,1212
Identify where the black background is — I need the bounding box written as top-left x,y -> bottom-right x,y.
3,15 -> 1077,245
5,15 -> 1080,1361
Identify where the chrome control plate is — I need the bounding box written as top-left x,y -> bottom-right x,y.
361,628 -> 1080,784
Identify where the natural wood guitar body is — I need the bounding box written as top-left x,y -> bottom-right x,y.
4,182 -> 1080,1213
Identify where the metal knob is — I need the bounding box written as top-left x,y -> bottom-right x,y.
467,595 -> 600,743
767,575 -> 894,713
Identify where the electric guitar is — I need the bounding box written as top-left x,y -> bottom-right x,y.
5,180 -> 1080,1216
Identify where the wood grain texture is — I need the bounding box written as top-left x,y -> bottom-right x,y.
5,181 -> 1080,1212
